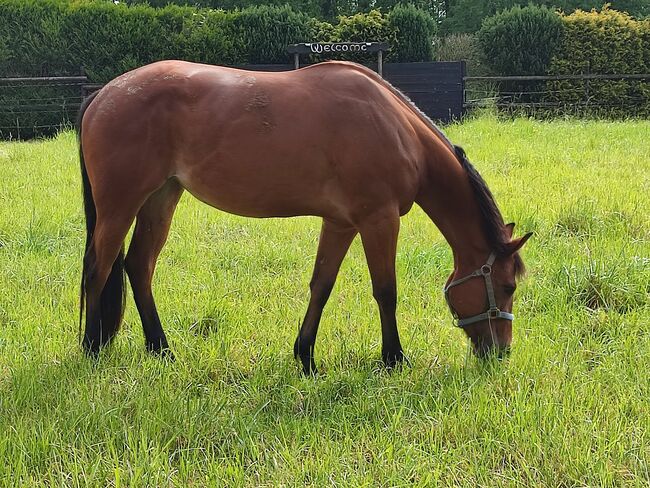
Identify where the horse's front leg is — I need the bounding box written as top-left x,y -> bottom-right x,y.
294,219 -> 357,375
359,209 -> 406,368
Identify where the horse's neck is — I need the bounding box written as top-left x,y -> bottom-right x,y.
416,141 -> 491,272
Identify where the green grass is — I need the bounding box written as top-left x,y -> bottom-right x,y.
0,116 -> 648,486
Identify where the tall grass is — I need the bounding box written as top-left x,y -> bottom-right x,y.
0,116 -> 648,486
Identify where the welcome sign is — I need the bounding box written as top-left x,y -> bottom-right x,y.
287,42 -> 390,55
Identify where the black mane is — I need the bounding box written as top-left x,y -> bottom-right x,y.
453,145 -> 525,275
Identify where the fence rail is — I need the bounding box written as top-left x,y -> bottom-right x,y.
465,73 -> 650,82
1,62 -> 465,140
0,75 -> 88,138
3,70 -> 650,139
463,72 -> 650,114
0,75 -> 88,85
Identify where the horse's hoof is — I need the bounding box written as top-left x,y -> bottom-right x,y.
297,353 -> 318,376
301,361 -> 318,377
147,340 -> 174,361
82,337 -> 101,358
294,336 -> 318,376
382,350 -> 409,370
151,347 -> 175,361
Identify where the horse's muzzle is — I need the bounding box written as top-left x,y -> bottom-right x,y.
474,343 -> 511,360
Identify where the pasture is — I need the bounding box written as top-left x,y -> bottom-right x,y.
0,116 -> 648,486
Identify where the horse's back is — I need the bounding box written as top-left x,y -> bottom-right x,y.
81,61 -> 424,223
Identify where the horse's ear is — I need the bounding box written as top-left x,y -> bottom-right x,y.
506,231 -> 532,254
505,222 -> 515,238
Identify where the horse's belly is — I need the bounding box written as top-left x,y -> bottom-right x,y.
176,164 -> 338,219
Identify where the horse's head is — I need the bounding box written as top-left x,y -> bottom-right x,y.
444,224 -> 532,358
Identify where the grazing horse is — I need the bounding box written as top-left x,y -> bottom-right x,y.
77,60 -> 531,374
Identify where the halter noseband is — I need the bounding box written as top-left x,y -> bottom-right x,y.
443,252 -> 514,328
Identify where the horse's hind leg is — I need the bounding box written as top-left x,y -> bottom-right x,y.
294,219 -> 356,375
82,213 -> 135,354
358,209 -> 405,368
125,179 -> 183,356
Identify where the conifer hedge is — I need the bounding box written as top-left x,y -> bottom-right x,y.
0,0 -> 436,137
547,7 -> 650,117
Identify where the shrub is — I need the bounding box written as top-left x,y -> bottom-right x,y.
0,0 -> 69,77
61,2 -> 172,82
547,7 -> 650,117
228,5 -> 312,64
388,4 -> 436,62
478,5 -> 565,76
435,33 -> 490,76
155,7 -> 239,65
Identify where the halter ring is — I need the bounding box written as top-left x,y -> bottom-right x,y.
488,308 -> 501,319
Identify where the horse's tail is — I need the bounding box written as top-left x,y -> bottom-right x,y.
77,91 -> 126,350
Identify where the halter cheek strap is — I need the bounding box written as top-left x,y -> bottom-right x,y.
443,252 -> 514,328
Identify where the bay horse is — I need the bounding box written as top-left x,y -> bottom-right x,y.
77,60 -> 531,374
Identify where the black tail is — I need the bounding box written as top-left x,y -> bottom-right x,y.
77,91 -> 126,351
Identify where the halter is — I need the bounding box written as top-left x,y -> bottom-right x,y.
443,252 -> 514,328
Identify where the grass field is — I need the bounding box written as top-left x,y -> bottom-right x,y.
0,116 -> 648,486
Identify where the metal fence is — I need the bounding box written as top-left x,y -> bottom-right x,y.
0,62 -> 467,140
3,69 -> 649,140
464,73 -> 650,115
0,76 -> 89,139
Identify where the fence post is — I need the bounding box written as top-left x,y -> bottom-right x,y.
460,60 -> 467,118
378,50 -> 383,77
584,61 -> 590,107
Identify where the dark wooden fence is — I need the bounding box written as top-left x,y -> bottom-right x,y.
384,62 -> 465,122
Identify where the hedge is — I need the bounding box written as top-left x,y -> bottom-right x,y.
0,0 -> 436,138
547,7 -> 650,117
474,5 -> 650,118
0,1 -> 435,80
477,5 -> 565,76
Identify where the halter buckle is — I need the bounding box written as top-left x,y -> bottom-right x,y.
480,264 -> 492,276
487,308 -> 501,319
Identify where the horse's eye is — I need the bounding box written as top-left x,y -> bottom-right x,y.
504,285 -> 517,295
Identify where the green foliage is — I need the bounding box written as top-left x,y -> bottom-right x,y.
62,2 -> 172,81
435,33 -> 491,76
478,5 -> 564,75
547,7 -> 650,117
304,10 -> 395,62
388,4 -> 436,62
334,9 -> 393,42
229,6 -> 313,64
0,1 -> 436,78
440,0 -> 649,35
0,0 -> 69,76
0,36 -> 8,66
